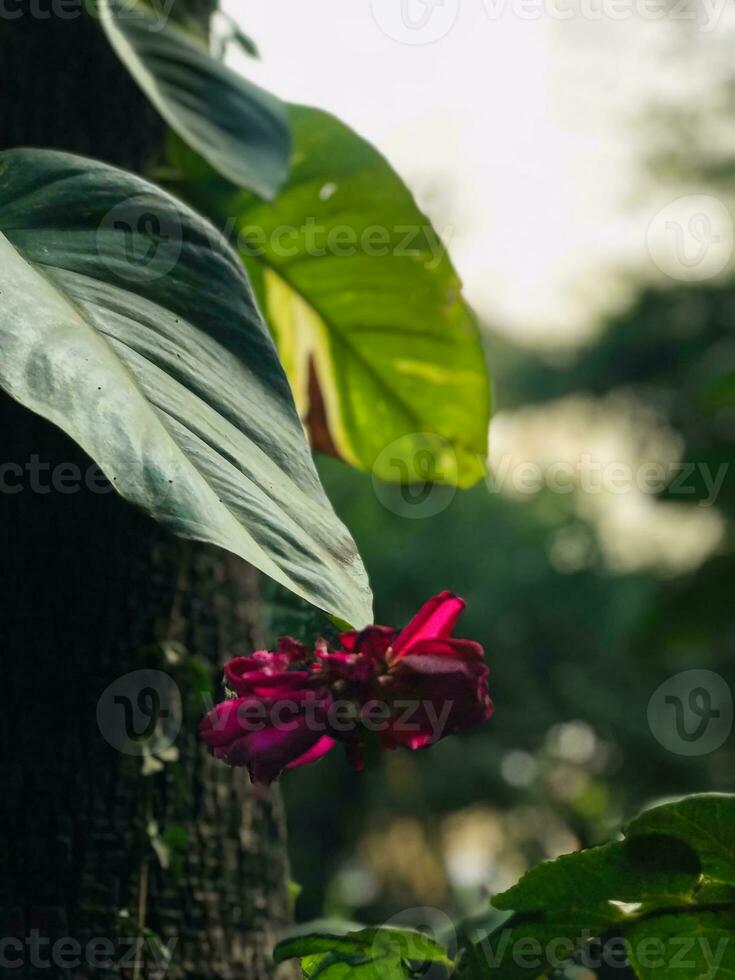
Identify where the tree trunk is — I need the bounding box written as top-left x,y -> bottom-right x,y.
0,6 -> 293,978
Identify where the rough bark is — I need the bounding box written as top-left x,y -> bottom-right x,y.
0,5 -> 293,978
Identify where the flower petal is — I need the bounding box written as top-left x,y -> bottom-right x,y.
225,656 -> 310,696
217,720 -> 329,785
383,653 -> 493,747
402,637 -> 485,662
249,723 -> 331,784
392,591 -> 465,655
286,735 -> 336,771
199,698 -> 247,748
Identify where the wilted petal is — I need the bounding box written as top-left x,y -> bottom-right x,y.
276,636 -> 310,663
286,735 -> 336,771
340,625 -> 397,660
384,653 -> 493,748
318,651 -> 378,689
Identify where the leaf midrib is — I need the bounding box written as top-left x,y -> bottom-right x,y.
259,261 -> 479,459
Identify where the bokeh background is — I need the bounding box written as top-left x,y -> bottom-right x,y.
226,0 -> 735,929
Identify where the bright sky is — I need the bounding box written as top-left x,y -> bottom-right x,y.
224,0 -> 735,344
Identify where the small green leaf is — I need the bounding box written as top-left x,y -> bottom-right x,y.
367,927 -> 453,965
99,0 -> 290,198
274,935 -> 371,963
308,953 -> 403,980
274,927 -> 452,980
223,16 -> 260,58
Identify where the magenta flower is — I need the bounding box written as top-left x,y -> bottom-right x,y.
199,592 -> 493,785
338,591 -> 493,754
199,640 -> 336,785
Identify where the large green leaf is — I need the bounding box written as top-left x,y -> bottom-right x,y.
0,149 -> 372,627
167,106 -> 491,488
460,796 -> 735,979
458,914 -> 605,980
627,794 -> 735,886
478,835 -> 702,979
494,836 -> 702,915
627,911 -> 735,980
99,0 -> 290,199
